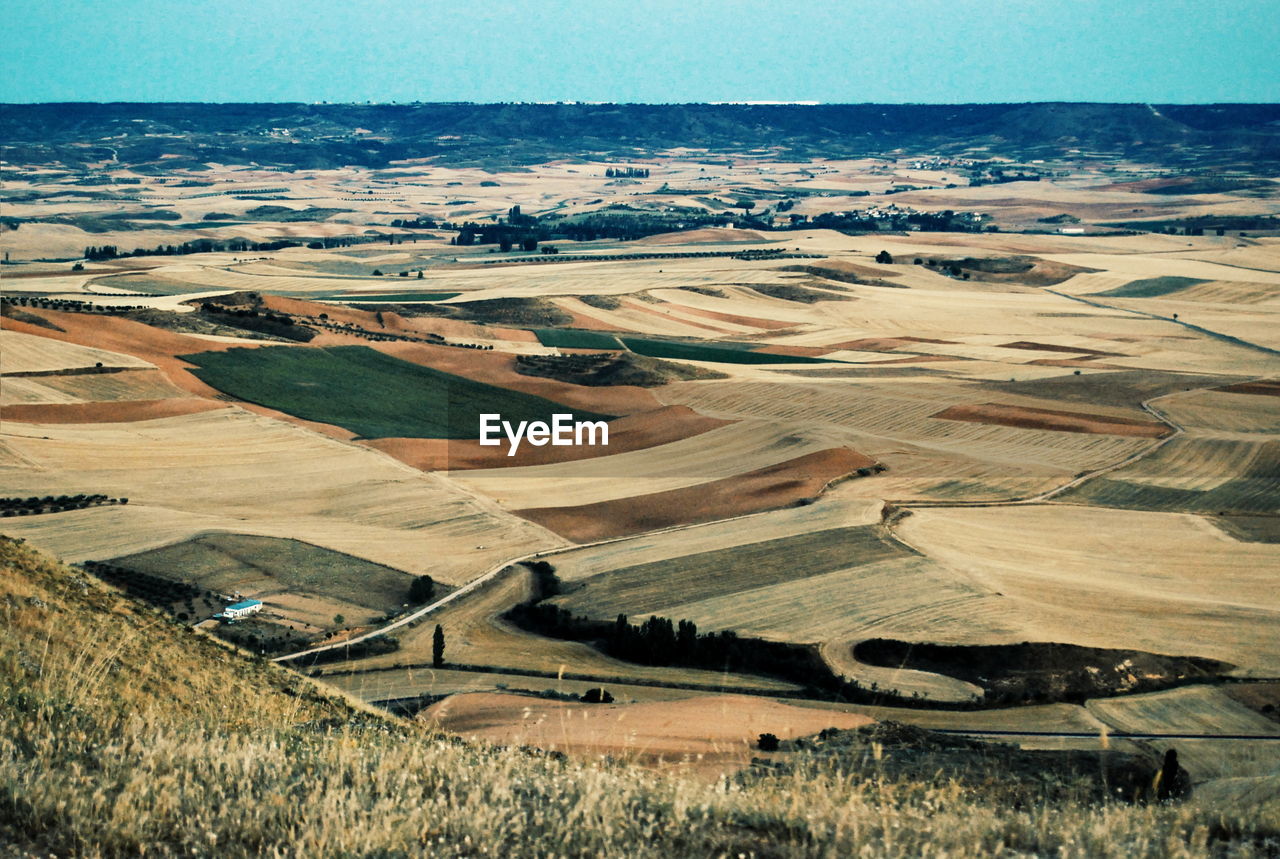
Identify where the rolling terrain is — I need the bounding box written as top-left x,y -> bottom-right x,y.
3,126 -> 1279,827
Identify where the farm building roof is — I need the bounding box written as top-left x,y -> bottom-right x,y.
225,599 -> 262,611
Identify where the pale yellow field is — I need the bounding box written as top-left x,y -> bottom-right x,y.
896,505 -> 1280,673
1,329 -> 154,374
0,408 -> 563,580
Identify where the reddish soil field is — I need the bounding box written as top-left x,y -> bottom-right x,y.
750,344 -> 833,358
999,341 -> 1125,357
668,304 -> 798,331
2,398 -> 229,424
933,402 -> 1170,437
424,692 -> 871,772
1217,380 -> 1280,397
513,447 -> 874,542
365,406 -> 730,471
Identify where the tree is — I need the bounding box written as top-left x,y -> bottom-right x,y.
876,250 -> 894,264
408,575 -> 435,604
521,237 -> 538,252
372,269 -> 383,276
432,624 -> 445,667
581,687 -> 613,704
417,270 -> 424,279
757,733 -> 780,751
334,614 -> 345,626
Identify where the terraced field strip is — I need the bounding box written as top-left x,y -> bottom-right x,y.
183,345 -> 614,439
553,524 -> 912,620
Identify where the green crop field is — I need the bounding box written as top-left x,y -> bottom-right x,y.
183,345 -> 612,439
110,533 -> 417,613
620,337 -> 834,365
532,328 -> 624,349
553,525 -> 912,620
1096,276 -> 1207,298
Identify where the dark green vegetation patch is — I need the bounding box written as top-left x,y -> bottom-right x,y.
1097,276 -> 1208,298
110,533 -> 417,614
621,337 -> 835,365
532,328 -> 624,349
184,345 -> 611,439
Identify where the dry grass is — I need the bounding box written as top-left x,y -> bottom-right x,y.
4,539 -> 1278,856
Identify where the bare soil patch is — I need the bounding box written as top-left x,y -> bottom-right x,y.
514,447 -> 874,542
933,402 -> 1169,437
1,398 -> 228,424
365,405 -> 729,471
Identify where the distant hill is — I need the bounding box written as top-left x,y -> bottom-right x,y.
2,102 -> 1278,169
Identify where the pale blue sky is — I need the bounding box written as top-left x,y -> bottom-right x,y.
3,0 -> 1278,103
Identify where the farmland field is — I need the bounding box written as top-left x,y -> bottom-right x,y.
183,345 -> 613,439
531,328 -> 624,349
110,533 -> 418,614
3,123 -> 1280,801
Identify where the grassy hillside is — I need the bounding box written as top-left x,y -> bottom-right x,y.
2,536 -> 1277,856
183,345 -> 613,439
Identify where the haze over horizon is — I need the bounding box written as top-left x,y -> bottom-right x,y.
3,0 -> 1277,105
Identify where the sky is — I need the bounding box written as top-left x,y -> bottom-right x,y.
3,0 -> 1278,104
